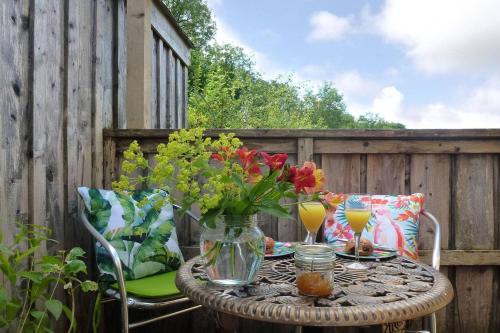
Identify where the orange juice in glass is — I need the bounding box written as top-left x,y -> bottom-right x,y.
299,202 -> 326,244
344,194 -> 371,270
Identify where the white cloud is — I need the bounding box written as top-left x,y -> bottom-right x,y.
307,11 -> 351,41
344,80 -> 500,128
376,0 -> 500,74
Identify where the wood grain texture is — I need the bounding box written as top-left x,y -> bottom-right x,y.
321,154 -> 361,193
151,33 -> 158,128
411,154 -> 451,250
103,128 -> 500,139
167,48 -> 176,128
115,0 -> 127,129
366,155 -> 406,195
314,139 -> 500,154
175,57 -> 183,129
454,155 -> 496,333
0,0 -> 30,289
158,42 -> 167,128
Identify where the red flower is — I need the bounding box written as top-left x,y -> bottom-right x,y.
288,165 -> 316,193
302,161 -> 325,194
211,153 -> 224,161
236,147 -> 258,170
261,152 -> 288,172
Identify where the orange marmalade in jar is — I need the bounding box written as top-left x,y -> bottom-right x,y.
295,244 -> 335,297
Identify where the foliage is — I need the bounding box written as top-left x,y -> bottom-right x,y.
163,0 -> 215,50
113,128 -> 328,229
164,0 -> 405,129
0,223 -> 98,333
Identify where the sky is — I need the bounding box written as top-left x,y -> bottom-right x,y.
207,0 -> 500,129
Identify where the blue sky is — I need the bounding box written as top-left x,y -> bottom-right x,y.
207,0 -> 500,128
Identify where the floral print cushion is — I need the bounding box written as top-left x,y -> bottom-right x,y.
324,193 -> 425,259
78,187 -> 184,281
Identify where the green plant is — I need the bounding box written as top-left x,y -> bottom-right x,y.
113,128 -> 327,229
0,223 -> 98,333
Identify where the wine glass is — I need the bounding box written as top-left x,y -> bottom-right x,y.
344,194 -> 371,270
298,202 -> 326,244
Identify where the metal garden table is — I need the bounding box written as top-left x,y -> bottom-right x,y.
176,255 -> 453,333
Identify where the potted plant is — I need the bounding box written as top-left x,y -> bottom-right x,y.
113,128 -> 326,286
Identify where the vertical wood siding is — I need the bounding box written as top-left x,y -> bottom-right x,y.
0,0 -> 189,331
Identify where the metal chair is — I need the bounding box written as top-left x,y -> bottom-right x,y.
405,210 -> 440,333
80,205 -> 202,333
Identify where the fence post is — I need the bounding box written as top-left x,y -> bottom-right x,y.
297,137 -> 314,241
126,0 -> 152,129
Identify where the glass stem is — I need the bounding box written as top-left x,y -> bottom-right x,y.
354,233 -> 361,263
305,231 -> 317,244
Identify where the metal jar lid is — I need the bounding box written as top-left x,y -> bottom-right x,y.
294,244 -> 336,271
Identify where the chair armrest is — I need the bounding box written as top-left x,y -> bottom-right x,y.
420,210 -> 441,270
79,212 -> 129,304
173,204 -> 200,222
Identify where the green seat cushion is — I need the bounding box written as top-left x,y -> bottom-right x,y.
111,271 -> 181,298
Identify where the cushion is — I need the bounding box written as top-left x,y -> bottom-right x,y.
324,193 -> 425,259
77,188 -> 184,281
110,271 -> 181,298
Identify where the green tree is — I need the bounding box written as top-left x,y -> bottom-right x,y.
164,0 -> 215,50
164,0 -> 405,129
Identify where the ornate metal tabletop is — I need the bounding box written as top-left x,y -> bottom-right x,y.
176,255 -> 453,328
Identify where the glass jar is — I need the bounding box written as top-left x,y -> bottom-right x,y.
295,244 -> 336,297
200,215 -> 265,287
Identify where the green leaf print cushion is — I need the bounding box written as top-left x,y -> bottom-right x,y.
77,188 -> 184,281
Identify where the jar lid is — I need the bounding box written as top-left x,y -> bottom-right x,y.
294,244 -> 336,271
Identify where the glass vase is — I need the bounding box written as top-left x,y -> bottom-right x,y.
200,215 -> 265,286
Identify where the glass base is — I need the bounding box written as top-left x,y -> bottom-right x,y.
346,261 -> 369,271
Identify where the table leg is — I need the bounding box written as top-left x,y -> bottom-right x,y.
382,321 -> 406,333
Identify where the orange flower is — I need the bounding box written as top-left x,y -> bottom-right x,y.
236,147 -> 258,169
322,192 -> 345,209
302,161 -> 325,194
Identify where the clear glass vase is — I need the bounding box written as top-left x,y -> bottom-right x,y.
200,215 -> 265,286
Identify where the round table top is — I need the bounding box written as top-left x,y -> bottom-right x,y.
176,255 -> 454,327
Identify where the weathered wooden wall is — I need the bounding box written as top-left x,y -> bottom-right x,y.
0,0 -> 189,331
103,128 -> 500,333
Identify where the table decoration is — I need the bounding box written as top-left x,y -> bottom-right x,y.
113,128 -> 329,286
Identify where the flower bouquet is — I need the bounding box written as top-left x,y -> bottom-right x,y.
113,128 -> 328,286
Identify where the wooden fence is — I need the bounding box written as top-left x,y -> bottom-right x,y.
0,1 -> 189,331
103,128 -> 500,333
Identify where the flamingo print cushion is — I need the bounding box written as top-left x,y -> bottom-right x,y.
324,193 -> 424,259
78,187 -> 184,282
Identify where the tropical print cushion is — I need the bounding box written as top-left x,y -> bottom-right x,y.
324,193 -> 425,259
77,187 -> 184,281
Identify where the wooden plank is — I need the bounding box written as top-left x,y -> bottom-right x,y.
104,129 -> 500,141
314,139 -> 500,154
419,250 -> 500,266
103,137 -> 117,189
103,128 -> 500,140
0,0 -> 30,288
410,154 -> 451,250
321,154 -> 361,193
126,0 -> 152,128
150,0 -> 191,65
151,33 -> 158,128
296,138 -> 314,241
95,0 -> 115,187
183,65 -> 189,127
66,1 -> 96,332
167,48 -> 176,128
366,155 -> 406,195
158,42 -> 167,128
115,0 -> 127,129
278,155 -> 298,242
455,155 -> 495,250
454,154 -> 495,332
175,57 -> 183,129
